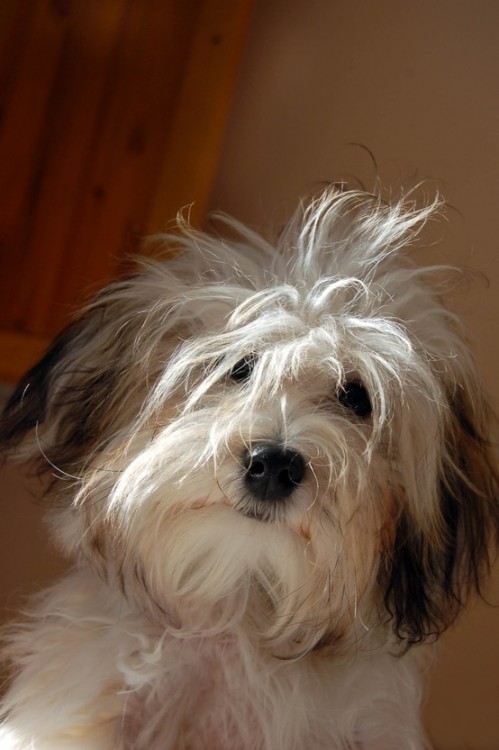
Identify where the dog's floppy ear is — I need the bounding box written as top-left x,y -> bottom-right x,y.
383,387 -> 499,646
0,266 -> 182,483
0,309 -> 131,482
0,322 -> 79,451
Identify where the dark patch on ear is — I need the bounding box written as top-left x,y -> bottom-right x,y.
0,322 -> 82,450
0,310 -> 124,490
383,389 -> 499,646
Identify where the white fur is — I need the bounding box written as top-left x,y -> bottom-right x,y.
1,187 -> 496,748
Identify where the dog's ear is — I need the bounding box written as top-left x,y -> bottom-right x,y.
1,322 -> 79,451
0,268 -> 182,483
383,387 -> 499,646
0,309 -> 132,482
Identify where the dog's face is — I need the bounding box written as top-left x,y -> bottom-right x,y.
2,188 -> 498,655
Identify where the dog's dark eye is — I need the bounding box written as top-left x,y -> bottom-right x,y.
338,381 -> 372,417
229,355 -> 256,383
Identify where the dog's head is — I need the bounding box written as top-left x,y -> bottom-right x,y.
2,187 -> 498,654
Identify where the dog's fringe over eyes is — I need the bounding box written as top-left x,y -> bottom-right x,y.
0,185 -> 498,750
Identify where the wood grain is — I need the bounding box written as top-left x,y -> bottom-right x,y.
0,0 -> 252,378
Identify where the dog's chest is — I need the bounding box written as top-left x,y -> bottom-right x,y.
123,633 -> 264,750
118,628 -> 398,750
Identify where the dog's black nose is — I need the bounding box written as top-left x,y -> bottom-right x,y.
243,444 -> 306,501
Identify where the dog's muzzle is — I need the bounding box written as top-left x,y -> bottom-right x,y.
243,443 -> 306,502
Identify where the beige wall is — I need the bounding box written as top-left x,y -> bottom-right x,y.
209,2 -> 499,748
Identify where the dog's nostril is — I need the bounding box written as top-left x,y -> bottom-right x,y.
247,459 -> 266,478
243,444 -> 306,501
285,460 -> 304,486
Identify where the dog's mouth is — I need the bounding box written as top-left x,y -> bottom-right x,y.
236,496 -> 292,523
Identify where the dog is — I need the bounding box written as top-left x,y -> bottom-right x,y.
0,186 -> 497,749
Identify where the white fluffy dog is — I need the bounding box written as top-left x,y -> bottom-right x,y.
0,187 -> 497,749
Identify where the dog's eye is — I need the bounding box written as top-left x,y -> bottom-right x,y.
338,381 -> 372,417
229,355 -> 256,383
